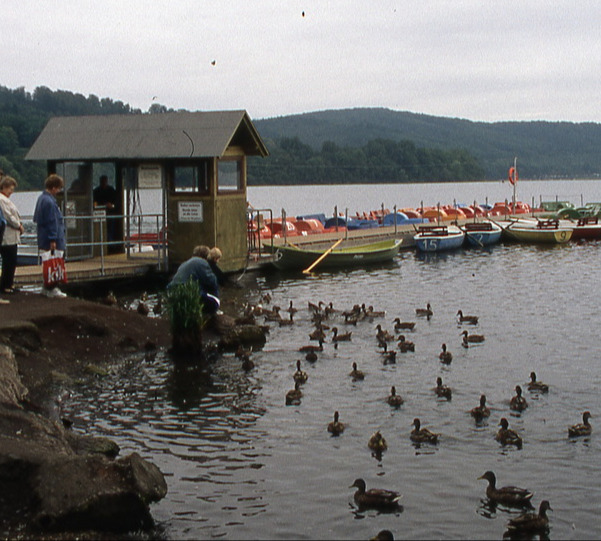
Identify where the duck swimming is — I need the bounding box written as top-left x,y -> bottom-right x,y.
327,411 -> 345,435
471,394 -> 491,422
457,310 -> 478,325
439,343 -> 453,364
349,478 -> 402,511
367,430 -> 388,452
387,386 -> 404,407
398,335 -> 415,352
510,385 -> 528,412
332,327 -> 352,342
568,411 -> 592,437
375,324 -> 395,342
285,381 -> 303,405
293,360 -> 308,384
350,362 -> 365,381
435,377 -> 452,400
416,303 -> 433,318
299,340 -> 323,353
478,470 -> 533,508
505,500 -> 552,536
410,418 -> 439,444
393,318 -> 415,331
527,371 -> 549,393
461,330 -> 485,343
496,417 -> 522,448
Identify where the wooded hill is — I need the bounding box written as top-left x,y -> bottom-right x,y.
1,84 -> 600,189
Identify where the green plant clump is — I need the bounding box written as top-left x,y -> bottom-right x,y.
164,279 -> 206,334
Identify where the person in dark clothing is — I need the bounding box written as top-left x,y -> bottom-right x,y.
93,175 -> 118,247
207,247 -> 227,287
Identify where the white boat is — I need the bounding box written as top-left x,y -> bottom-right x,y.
461,221 -> 502,247
414,224 -> 465,252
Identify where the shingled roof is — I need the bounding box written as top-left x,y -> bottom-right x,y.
26,110 -> 269,161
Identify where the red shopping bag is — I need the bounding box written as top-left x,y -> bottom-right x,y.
41,250 -> 68,288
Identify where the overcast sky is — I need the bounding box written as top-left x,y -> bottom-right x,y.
4,1 -> 601,123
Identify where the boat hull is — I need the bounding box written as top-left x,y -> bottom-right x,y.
271,239 -> 402,271
504,223 -> 573,244
414,225 -> 465,252
462,222 -> 502,247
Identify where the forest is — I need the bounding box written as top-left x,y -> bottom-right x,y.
1,84 -> 600,190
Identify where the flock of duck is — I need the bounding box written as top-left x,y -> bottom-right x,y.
238,294 -> 592,539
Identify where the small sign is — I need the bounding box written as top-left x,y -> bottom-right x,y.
178,201 -> 204,222
65,201 -> 77,230
138,164 -> 162,189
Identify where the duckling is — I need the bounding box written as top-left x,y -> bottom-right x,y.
478,471 -> 533,508
349,362 -> 365,381
349,478 -> 402,511
327,410 -> 345,435
461,330 -> 485,343
367,430 -> 388,453
505,500 -> 552,536
393,318 -> 415,331
457,309 -> 478,325
527,371 -> 549,393
510,385 -> 528,412
387,386 -> 404,407
471,394 -> 491,422
416,303 -> 433,318
434,377 -> 452,400
398,335 -> 415,352
293,360 -> 308,384
410,418 -> 439,444
439,343 -> 453,364
285,381 -> 303,405
332,326 -> 352,342
568,411 -> 592,437
496,417 -> 522,448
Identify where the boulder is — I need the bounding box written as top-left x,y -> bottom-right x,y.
0,344 -> 28,406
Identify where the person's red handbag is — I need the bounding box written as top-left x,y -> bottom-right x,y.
41,250 -> 68,288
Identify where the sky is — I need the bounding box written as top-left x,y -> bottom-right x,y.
4,1 -> 601,123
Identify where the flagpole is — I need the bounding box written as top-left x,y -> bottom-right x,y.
512,156 -> 517,214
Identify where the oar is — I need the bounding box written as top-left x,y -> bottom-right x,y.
302,238 -> 344,274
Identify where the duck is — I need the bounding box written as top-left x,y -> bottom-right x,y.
434,377 -> 452,400
496,417 -> 523,448
279,313 -> 295,326
349,478 -> 402,511
137,296 -> 150,316
349,362 -> 365,381
309,326 -> 327,342
398,335 -> 415,352
327,411 -> 345,435
103,290 -> 118,306
410,418 -> 439,444
263,305 -> 282,322
332,327 -> 352,342
367,430 -> 388,452
285,382 -> 303,405
324,302 -> 337,316
527,371 -> 549,393
235,344 -> 252,361
393,318 -> 415,331
477,470 -> 533,508
505,500 -> 552,536
370,530 -> 394,541
153,295 -> 163,315
308,300 -> 323,314
456,310 -> 478,325
471,394 -> 491,422
510,385 -> 528,412
241,356 -> 255,371
287,300 -> 298,316
375,324 -> 395,342
381,349 -> 397,364
387,386 -> 404,407
461,330 -> 485,343
293,360 -> 308,384
439,343 -> 453,364
416,303 -> 433,318
365,305 -> 386,318
568,411 -> 592,437
299,340 -> 323,353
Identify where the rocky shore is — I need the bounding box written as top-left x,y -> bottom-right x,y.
0,289 -> 266,538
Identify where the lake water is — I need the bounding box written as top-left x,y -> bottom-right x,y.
18,181 -> 601,539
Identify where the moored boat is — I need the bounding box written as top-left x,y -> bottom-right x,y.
461,221 -> 502,247
271,238 -> 402,271
568,216 -> 601,240
500,218 -> 573,244
414,224 -> 465,252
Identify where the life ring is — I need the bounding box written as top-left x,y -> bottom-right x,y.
508,166 -> 518,185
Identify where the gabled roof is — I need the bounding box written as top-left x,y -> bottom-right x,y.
26,110 -> 269,161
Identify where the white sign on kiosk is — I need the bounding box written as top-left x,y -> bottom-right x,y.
138,164 -> 162,189
178,201 -> 203,222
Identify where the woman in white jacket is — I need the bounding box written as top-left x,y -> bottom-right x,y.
0,176 -> 24,293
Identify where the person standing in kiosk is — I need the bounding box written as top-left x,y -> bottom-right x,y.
93,175 -> 118,251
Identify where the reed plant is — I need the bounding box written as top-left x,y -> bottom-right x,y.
164,278 -> 207,353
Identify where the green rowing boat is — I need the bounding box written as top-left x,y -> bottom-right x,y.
271,239 -> 402,271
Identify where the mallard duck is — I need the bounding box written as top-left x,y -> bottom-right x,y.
398,335 -> 415,352
365,305 -> 386,318
285,382 -> 303,405
324,302 -> 337,316
308,300 -> 323,313
287,300 -> 298,316
478,470 -> 533,507
332,327 -> 352,342
103,290 -> 118,306
471,394 -> 491,422
410,418 -> 439,444
527,371 -> 549,393
305,351 -> 318,363
375,324 -> 395,342
505,500 -> 552,535
309,326 -> 327,341
367,430 -> 388,452
327,410 -> 345,435
370,530 -> 394,541
263,305 -> 282,322
457,310 -> 478,325
387,386 -> 404,407
461,330 -> 485,343
416,303 -> 433,318
496,418 -> 522,448
568,411 -> 592,437
293,360 -> 308,384
241,356 -> 255,371
381,349 -> 397,364
510,385 -> 528,412
349,478 -> 402,511
439,343 -> 453,364
393,318 -> 415,331
350,362 -> 365,381
435,377 -> 452,400
279,313 -> 295,326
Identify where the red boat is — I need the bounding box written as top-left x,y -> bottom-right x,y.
569,217 -> 601,240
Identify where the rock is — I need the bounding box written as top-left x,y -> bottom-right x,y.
218,324 -> 268,351
0,344 -> 29,406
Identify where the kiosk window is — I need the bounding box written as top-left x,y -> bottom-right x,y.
218,159 -> 242,192
173,165 -> 209,193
